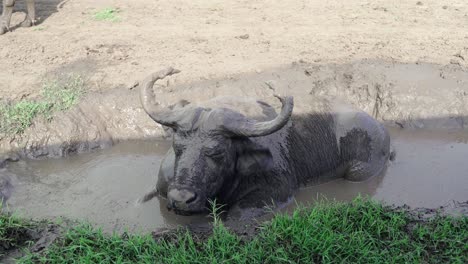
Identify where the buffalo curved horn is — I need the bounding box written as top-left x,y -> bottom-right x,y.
223,95 -> 294,137
140,67 -> 182,128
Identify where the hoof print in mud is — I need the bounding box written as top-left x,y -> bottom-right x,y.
139,68 -> 392,216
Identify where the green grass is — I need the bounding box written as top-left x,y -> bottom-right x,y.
33,26 -> 46,31
12,198 -> 467,264
0,75 -> 84,136
93,8 -> 120,22
0,211 -> 37,257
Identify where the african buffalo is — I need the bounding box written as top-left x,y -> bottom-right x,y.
139,67 -> 392,215
1,0 -> 35,35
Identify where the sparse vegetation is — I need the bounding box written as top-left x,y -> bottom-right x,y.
0,75 -> 84,136
93,8 -> 120,22
7,198 -> 466,264
33,26 -> 46,31
0,211 -> 37,258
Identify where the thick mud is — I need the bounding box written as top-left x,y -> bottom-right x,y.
2,127 -> 467,233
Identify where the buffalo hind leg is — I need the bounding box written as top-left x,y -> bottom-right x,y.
344,160 -> 383,182
0,0 -> 16,35
20,0 -> 35,27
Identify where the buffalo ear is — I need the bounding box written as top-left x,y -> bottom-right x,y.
235,142 -> 273,176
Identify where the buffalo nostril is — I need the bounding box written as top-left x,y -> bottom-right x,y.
166,201 -> 173,211
168,189 -> 197,204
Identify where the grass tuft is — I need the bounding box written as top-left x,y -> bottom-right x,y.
9,198 -> 468,263
0,211 -> 37,258
0,75 -> 84,136
93,8 -> 121,22
33,26 -> 46,31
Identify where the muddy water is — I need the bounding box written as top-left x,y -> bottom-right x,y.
290,127 -> 468,210
4,128 -> 468,233
5,141 -> 208,234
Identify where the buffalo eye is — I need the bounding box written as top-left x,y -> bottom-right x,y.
206,150 -> 225,162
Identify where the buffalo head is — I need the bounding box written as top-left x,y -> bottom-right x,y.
140,68 -> 294,215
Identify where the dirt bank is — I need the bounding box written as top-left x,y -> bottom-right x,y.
0,220 -> 60,264
1,0 -> 467,100
1,60 -> 467,164
1,0 -> 467,163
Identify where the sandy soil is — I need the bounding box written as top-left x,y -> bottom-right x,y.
1,0 -> 467,99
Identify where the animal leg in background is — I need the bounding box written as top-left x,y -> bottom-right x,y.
21,0 -> 35,27
1,0 -> 36,35
0,0 -> 16,35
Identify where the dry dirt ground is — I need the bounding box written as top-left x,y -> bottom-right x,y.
1,0 -> 467,99
0,0 -> 467,161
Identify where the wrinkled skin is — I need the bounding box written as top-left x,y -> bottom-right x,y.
1,0 -> 35,35
139,67 -> 392,216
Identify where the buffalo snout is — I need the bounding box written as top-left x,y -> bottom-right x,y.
167,188 -> 199,213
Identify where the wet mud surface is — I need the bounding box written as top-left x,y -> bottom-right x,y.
3,141 -> 208,234
288,127 -> 468,210
0,59 -> 467,235
2,126 -> 467,233
0,221 -> 61,264
1,60 -> 468,164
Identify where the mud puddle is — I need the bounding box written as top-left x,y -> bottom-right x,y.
4,141 -> 208,234
290,127 -> 468,210
3,128 -> 468,233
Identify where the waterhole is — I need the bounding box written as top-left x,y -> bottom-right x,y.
3,127 -> 468,233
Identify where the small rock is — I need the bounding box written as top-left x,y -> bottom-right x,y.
395,121 -> 404,129
237,34 -> 250,40
454,53 -> 465,61
416,1 -> 423,6
152,228 -> 172,238
19,93 -> 31,100
449,58 -> 461,65
264,81 -> 277,91
442,5 -> 448,9
439,71 -> 447,79
128,81 -> 139,90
